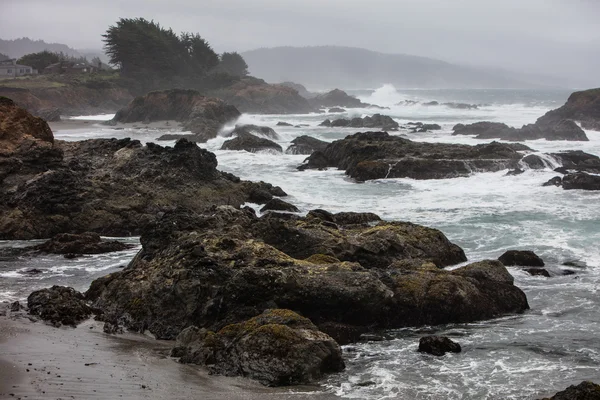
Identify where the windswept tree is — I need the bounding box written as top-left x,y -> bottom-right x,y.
17,50 -> 60,71
217,52 -> 249,77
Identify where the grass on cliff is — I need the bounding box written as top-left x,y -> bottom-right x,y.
0,72 -> 122,90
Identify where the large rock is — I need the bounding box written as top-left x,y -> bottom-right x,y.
498,250 -> 545,267
418,336 -> 461,356
112,89 -> 241,142
320,114 -> 399,131
209,77 -> 314,114
285,135 -> 329,155
0,104 -> 285,239
172,309 -> 344,386
34,232 -> 133,255
452,120 -> 588,141
27,286 -> 91,327
298,131 -> 530,180
225,124 -> 280,140
539,88 -> 600,131
309,89 -> 371,109
540,381 -> 600,400
87,207 -> 528,344
551,151 -> 600,174
221,132 -> 282,153
562,172 -> 600,190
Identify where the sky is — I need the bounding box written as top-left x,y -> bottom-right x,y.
1,0 -> 599,85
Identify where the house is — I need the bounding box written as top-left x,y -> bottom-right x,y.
43,61 -> 97,75
0,59 -> 37,78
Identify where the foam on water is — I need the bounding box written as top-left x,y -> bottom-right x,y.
9,87 -> 600,399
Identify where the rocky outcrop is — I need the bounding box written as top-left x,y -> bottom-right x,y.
0,102 -> 287,239
0,86 -> 133,116
551,151 -> 600,174
540,381 -> 600,400
320,114 -> 399,131
539,88 -> 600,131
285,135 -> 329,155
498,250 -> 545,267
172,309 -> 344,386
418,336 -> 461,356
279,82 -> 314,99
112,89 -> 240,143
224,124 -> 280,139
309,89 -> 371,109
34,232 -> 133,255
221,132 -> 282,153
27,286 -> 91,327
562,172 -> 600,190
209,77 -> 314,114
87,207 -> 528,344
453,120 -> 588,141
260,198 -> 299,213
298,131 -> 531,181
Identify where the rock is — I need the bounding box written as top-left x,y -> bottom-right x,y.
260,198 -> 299,213
247,182 -> 288,204
18,268 -> 45,276
543,176 -> 563,187
539,381 -> 600,400
444,102 -> 478,110
34,232 -> 133,254
562,172 -> 600,190
322,114 -> 399,131
0,104 -> 283,239
112,89 -> 241,143
421,124 -> 442,131
277,122 -> 293,126
498,250 -> 545,267
286,136 -> 329,155
87,207 -> 528,343
299,131 -> 528,180
309,89 -> 371,109
208,77 -> 314,114
172,309 -> 344,386
423,101 -> 439,106
225,124 -> 280,140
221,132 -> 282,153
27,286 -> 92,327
551,151 -> 600,174
278,82 -> 314,99
329,107 -> 346,113
524,268 -> 551,277
453,119 -> 588,141
418,336 -> 461,356
538,88 -> 600,131
506,168 -> 525,176
36,108 -> 61,122
522,154 -> 548,169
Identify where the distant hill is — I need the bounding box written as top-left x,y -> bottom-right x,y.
241,46 -> 552,90
0,38 -> 81,59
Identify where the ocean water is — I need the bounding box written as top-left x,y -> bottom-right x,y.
2,86 -> 599,399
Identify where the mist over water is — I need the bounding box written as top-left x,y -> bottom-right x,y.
2,86 -> 599,399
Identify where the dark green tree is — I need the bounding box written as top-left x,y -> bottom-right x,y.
17,51 -> 60,71
0,53 -> 9,61
217,52 -> 249,77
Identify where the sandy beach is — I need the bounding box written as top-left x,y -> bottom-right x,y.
0,311 -> 340,400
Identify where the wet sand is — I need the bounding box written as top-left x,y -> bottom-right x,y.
0,314 -> 340,400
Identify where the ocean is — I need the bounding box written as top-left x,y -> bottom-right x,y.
2,86 -> 599,399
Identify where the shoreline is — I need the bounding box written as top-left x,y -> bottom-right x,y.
0,314 -> 340,399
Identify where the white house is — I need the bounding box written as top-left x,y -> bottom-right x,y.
0,59 -> 37,78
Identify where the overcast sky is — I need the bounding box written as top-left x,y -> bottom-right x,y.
1,0 -> 599,83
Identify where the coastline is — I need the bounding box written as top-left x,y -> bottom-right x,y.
0,314 -> 340,399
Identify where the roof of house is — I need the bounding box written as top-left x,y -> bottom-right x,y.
0,64 -> 33,69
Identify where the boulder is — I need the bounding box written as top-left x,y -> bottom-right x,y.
224,124 -> 280,140
562,172 -> 600,190
540,381 -> 600,400
321,114 -> 399,131
172,309 -> 345,386
27,286 -> 92,327
498,250 -> 545,267
34,232 -> 133,255
309,89 -> 371,109
299,131 -> 528,180
524,268 -> 551,277
543,176 -> 563,187
551,151 -> 600,174
329,107 -> 346,113
286,135 -> 329,155
0,105 -> 284,239
221,132 -> 282,153
453,119 -> 588,141
208,77 -> 314,114
260,198 -> 299,213
277,121 -> 293,127
112,89 -> 241,143
418,336 -> 461,356
87,207 -> 528,343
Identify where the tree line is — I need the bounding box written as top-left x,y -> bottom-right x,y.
102,17 -> 248,93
